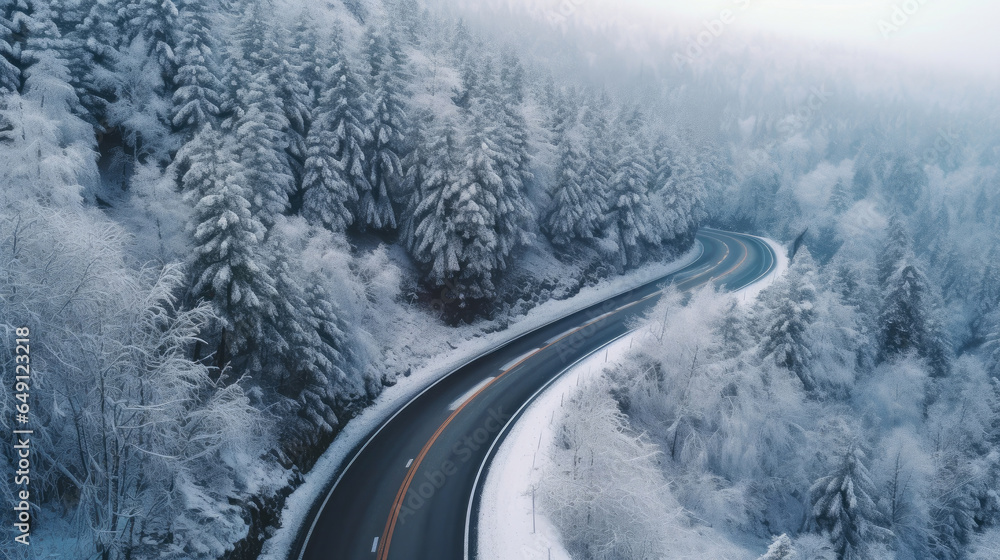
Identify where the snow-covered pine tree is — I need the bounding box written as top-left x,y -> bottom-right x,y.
122,0 -> 179,91
544,118 -> 597,249
451,18 -> 472,64
809,442 -> 891,560
883,153 -> 927,215
652,137 -> 704,248
731,157 -> 782,234
399,107 -> 432,246
271,28 -> 311,191
756,248 -> 818,390
851,140 -> 888,200
451,53 -> 478,110
171,0 -> 222,135
253,235 -> 299,375
291,12 -> 326,102
921,204 -> 951,266
301,101 -> 353,232
758,534 -> 796,560
579,100 -> 613,233
324,42 -> 374,230
0,0 -> 24,93
224,7 -> 295,226
648,137 -> 673,194
878,213 -> 911,286
66,0 -> 127,126
409,121 -> 471,288
300,35 -> 359,232
410,119 -> 501,302
264,236 -> 363,446
538,73 -> 556,127
878,255 -> 951,376
362,28 -> 408,230
828,178 -> 852,214
500,48 -> 526,104
990,377 -> 1000,444
607,120 -> 659,268
546,85 -> 578,139
228,69 -> 294,227
181,125 -> 278,356
227,0 -> 302,194
453,56 -> 532,295
712,297 -> 750,361
300,31 -> 371,231
387,0 -> 422,44
0,0 -> 66,95
831,254 -> 882,371
231,0 -> 277,73
453,116 -> 505,301
70,0 -> 177,164
293,278 -> 359,436
89,0 -> 180,163
0,1 -> 96,207
217,38 -> 243,120
495,50 -> 533,202
928,454 -> 981,560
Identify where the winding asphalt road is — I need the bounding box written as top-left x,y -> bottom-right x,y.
294,228 -> 777,560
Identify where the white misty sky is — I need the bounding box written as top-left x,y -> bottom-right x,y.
533,0 -> 1000,79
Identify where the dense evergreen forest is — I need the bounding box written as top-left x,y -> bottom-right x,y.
0,0 -> 705,557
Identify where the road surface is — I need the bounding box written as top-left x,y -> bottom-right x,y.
295,228 -> 778,560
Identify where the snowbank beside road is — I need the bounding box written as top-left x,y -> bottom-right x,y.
476,334 -> 622,560
478,332 -> 758,560
733,235 -> 789,302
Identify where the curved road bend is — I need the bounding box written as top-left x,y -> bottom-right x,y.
296,228 -> 777,560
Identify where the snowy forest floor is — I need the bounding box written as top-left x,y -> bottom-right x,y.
260,242 -> 705,559
477,237 -> 787,560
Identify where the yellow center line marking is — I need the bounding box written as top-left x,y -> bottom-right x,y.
712,238 -> 750,284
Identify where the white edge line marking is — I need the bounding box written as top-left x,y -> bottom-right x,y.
295,237 -> 709,560
405,459 -> 413,468
371,537 -> 379,553
500,350 -> 539,372
448,377 -> 497,411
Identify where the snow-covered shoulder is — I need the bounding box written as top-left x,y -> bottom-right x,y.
732,235 -> 789,303
476,336 -> 614,560
477,331 -> 756,560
